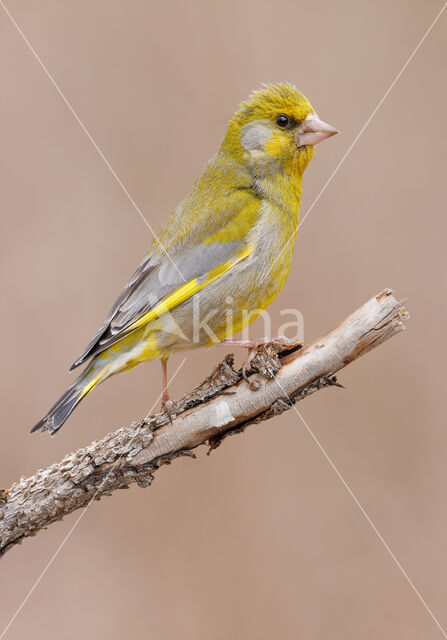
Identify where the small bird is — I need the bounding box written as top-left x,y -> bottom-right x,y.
32,83 -> 337,435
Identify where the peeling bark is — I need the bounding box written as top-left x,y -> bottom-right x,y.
0,289 -> 409,557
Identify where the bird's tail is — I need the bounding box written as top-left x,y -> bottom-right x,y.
31,360 -> 108,435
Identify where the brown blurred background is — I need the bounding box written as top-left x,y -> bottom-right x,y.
0,0 -> 446,637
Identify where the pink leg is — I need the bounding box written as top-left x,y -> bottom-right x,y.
220,336 -> 289,382
161,357 -> 174,422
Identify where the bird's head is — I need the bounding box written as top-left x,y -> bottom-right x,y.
222,83 -> 338,177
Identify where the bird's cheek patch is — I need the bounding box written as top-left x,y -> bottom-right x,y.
240,121 -> 272,151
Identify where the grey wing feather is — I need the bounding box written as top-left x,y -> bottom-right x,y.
70,240 -> 241,369
70,253 -> 157,369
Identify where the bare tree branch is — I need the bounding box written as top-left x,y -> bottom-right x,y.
0,289 -> 408,557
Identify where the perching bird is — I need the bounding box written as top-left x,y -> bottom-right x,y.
32,83 -> 337,435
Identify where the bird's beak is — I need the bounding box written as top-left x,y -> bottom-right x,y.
295,115 -> 339,147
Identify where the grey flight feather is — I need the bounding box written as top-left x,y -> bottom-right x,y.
70,240 -> 242,369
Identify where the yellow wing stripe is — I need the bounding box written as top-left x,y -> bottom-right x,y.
80,363 -> 111,398
128,245 -> 253,333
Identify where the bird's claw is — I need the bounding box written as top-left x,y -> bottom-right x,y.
241,336 -> 290,383
242,352 -> 255,383
162,399 -> 175,424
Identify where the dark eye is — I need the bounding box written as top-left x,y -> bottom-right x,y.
276,114 -> 290,129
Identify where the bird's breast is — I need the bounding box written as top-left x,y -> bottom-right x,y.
242,198 -> 299,305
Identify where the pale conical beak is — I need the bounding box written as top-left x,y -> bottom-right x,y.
295,115 -> 339,147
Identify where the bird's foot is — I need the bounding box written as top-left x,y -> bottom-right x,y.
161,394 -> 175,424
241,336 -> 290,383
220,336 -> 290,383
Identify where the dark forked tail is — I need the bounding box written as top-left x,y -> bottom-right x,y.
31,361 -> 105,435
31,383 -> 84,435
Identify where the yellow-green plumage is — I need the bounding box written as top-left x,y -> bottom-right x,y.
33,83 -> 337,434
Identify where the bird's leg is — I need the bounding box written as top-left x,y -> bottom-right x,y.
160,357 -> 174,423
220,336 -> 289,383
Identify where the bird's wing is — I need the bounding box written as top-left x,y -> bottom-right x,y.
70,237 -> 253,369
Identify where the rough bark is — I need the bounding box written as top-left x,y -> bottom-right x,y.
0,289 -> 408,557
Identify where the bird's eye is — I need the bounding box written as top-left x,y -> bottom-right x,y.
276,114 -> 290,129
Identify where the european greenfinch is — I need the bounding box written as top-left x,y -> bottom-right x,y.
32,82 -> 337,434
